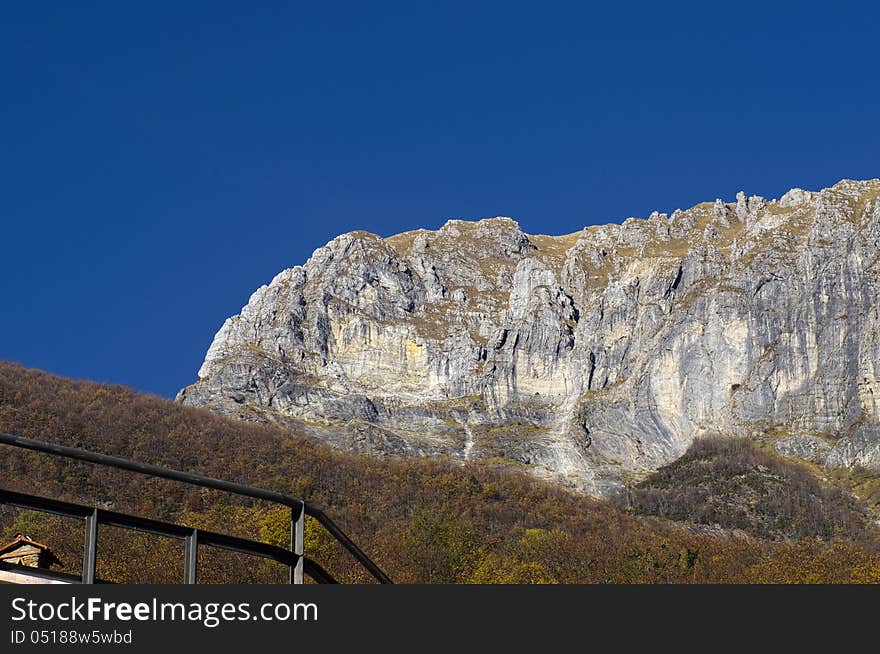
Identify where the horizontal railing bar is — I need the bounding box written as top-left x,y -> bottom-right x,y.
0,488 -> 95,519
197,530 -> 298,566
0,432 -> 302,509
98,510 -> 194,539
0,432 -> 392,583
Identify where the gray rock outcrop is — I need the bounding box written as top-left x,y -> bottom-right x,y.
178,179 -> 880,495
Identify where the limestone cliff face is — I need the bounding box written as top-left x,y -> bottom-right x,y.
178,179 -> 880,495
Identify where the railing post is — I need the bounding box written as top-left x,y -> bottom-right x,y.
82,509 -> 98,584
184,529 -> 199,584
291,502 -> 304,584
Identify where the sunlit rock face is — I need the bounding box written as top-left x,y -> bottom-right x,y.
178,179 -> 880,496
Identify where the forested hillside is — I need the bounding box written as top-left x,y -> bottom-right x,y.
2,361 -> 880,583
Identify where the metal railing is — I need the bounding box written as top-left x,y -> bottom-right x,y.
0,432 -> 392,585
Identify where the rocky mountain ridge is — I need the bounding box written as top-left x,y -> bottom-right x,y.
178,178 -> 880,496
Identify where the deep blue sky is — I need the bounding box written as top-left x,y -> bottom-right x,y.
2,2 -> 878,397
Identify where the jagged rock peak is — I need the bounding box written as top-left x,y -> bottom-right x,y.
441,215 -> 521,229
